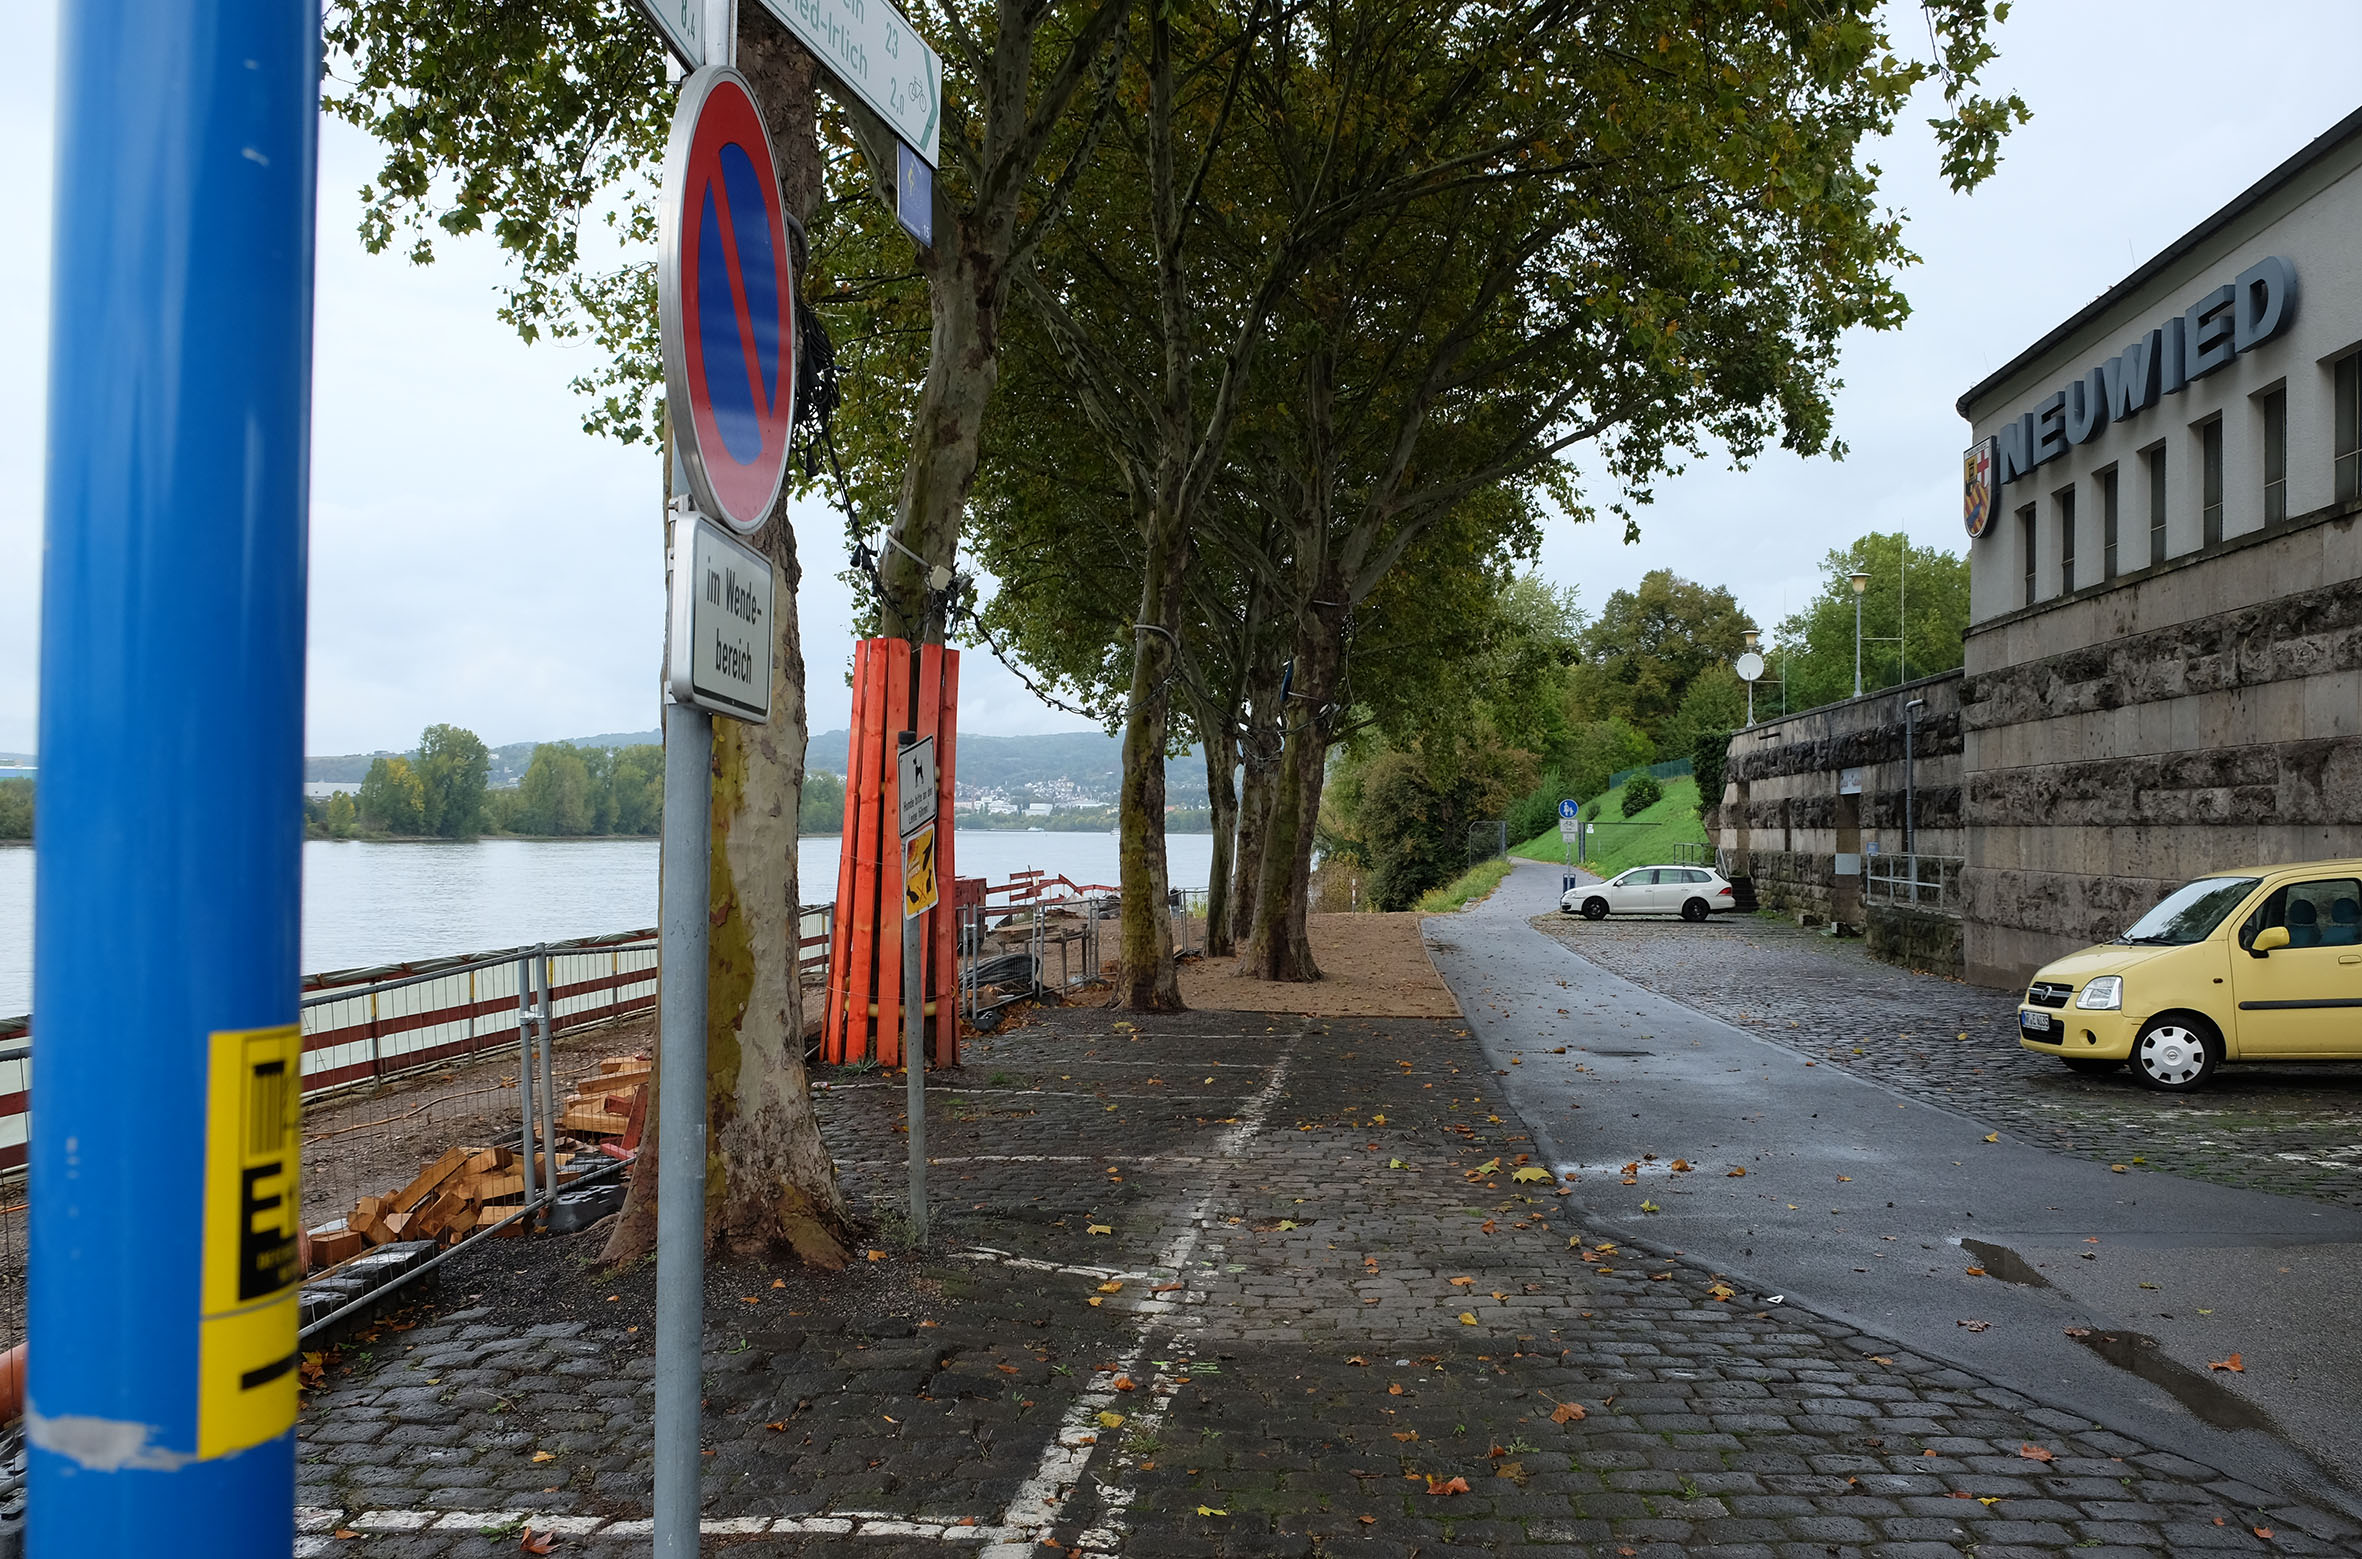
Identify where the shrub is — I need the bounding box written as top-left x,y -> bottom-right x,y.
1690,728 -> 1735,819
1621,773 -> 1664,817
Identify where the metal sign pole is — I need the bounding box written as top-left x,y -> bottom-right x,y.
654,691 -> 713,1559
898,732 -> 928,1243
32,1 -> 316,1548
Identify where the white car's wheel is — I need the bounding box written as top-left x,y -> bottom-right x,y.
2131,1018 -> 2219,1093
1581,897 -> 1609,921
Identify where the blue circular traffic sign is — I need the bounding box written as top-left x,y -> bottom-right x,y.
660,68 -> 798,535
1558,798 -> 1579,819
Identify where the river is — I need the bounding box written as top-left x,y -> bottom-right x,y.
0,830 -> 1215,1017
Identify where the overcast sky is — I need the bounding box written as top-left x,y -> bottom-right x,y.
4,3 -> 2361,757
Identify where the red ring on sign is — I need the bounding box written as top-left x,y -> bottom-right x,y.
672,72 -> 796,532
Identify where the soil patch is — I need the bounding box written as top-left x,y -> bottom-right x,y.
1180,911 -> 1460,1017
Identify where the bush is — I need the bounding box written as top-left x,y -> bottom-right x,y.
1621,774 -> 1663,817
1690,728 -> 1735,819
1502,768 -> 1564,846
0,779 -> 31,841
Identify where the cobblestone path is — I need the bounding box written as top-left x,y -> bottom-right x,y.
1532,913 -> 2362,1210
296,1009 -> 2362,1556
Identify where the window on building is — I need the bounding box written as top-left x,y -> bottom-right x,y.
2020,504 -> 2037,606
2337,353 -> 2360,503
2146,445 -> 2167,565
2261,387 -> 2287,525
2099,467 -> 2119,580
2056,487 -> 2076,594
2200,418 -> 2224,546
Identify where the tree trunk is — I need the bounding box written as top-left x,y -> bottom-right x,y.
604,20 -> 850,1269
878,241 -> 997,641
1228,643 -> 1284,939
1239,589 -> 1344,981
1200,723 -> 1239,956
1114,509 -> 1189,1010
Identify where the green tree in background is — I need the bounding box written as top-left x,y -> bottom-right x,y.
357,756 -> 427,835
0,780 -> 31,842
798,771 -> 846,837
416,724 -> 491,838
1772,533 -> 1970,711
1575,571 -> 1755,746
516,744 -> 596,836
1352,735 -> 1535,912
609,745 -> 663,835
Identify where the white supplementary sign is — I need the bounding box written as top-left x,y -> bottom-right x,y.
666,515 -> 775,722
633,0 -> 718,67
1559,818 -> 1582,841
897,736 -> 937,838
756,0 -> 941,166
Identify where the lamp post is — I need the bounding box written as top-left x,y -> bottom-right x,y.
1849,569 -> 1871,697
1739,629 -> 1762,727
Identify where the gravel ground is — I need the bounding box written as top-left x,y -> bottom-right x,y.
1531,911 -> 2362,1210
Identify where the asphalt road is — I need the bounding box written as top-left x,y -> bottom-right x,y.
1424,859 -> 2362,1518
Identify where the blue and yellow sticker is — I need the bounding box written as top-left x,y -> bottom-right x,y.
198,1023 -> 303,1458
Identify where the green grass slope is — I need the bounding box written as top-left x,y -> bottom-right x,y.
1509,774 -> 1707,880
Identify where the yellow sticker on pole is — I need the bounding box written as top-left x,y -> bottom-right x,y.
197,1023 -> 304,1459
903,823 -> 939,919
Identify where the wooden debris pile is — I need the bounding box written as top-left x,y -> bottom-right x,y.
307,1142 -> 580,1269
558,1054 -> 651,1139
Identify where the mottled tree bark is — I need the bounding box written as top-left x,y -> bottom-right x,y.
1115,509 -> 1189,1009
1200,722 -> 1239,956
1239,586 -> 1345,982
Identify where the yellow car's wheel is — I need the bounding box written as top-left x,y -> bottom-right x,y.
2131,1017 -> 2219,1092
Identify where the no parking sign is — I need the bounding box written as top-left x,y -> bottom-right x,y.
659,66 -> 798,536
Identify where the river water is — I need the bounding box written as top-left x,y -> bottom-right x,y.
0,830 -> 1214,1017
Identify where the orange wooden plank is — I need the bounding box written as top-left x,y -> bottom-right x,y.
934,647 -> 961,1066
844,641 -> 885,1062
876,638 -> 911,1067
824,638 -> 870,1062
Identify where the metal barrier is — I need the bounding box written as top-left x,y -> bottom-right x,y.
1669,841 -> 1713,866
1865,853 -> 1962,909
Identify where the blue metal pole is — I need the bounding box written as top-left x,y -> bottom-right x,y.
32,2 -> 317,1554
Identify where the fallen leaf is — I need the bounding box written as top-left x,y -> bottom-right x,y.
1087,1225 -> 1113,1235
741,1295 -> 761,1305
1638,1200 -> 1660,1213
1357,1515 -> 1377,1526
1347,1355 -> 1369,1366
1978,1497 -> 2003,1507
2255,1528 -> 2274,1540
531,1449 -> 556,1463
519,1530 -> 555,1555
1097,1411 -> 1126,1429
1096,1280 -> 1124,1294
1958,1320 -> 1991,1332
2110,1164 -> 2128,1173
2063,1328 -> 2091,1338
1621,1161 -> 1640,1175
1449,1276 -> 1475,1287
1459,1312 -> 1479,1325
1480,1220 -> 1498,1234
2208,1353 -> 2244,1373
1196,1505 -> 1227,1517
1425,1475 -> 1471,1496
1871,1356 -> 1893,1365
771,1278 -> 786,1288
1153,1282 -> 1183,1294
333,1531 -> 360,1541
1726,1166 -> 1746,1177
764,1420 -> 789,1431
1388,1383 -> 1404,1396
1836,1175 -> 1852,1182
1474,1158 -> 1501,1175
866,1249 -> 886,1261
1512,1167 -> 1552,1183
1388,1158 -> 1407,1169
1087,1297 -> 1104,1307
1550,1400 -> 1585,1423
1965,1267 -> 1988,1277
1112,1376 -> 1136,1392
1983,1134 -> 1998,1143
1670,1159 -> 1692,1172
1391,1430 -> 1418,1442
2018,1444 -> 2054,1463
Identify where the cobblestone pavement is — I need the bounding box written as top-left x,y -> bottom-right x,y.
1532,913 -> 2362,1211
296,1009 -> 2362,1556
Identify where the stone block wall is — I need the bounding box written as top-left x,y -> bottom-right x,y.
1714,672 -> 1966,954
1960,498 -> 2362,988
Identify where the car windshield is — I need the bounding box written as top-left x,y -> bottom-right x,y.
2118,877 -> 2261,945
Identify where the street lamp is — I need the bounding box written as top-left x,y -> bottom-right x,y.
1849,569 -> 1871,697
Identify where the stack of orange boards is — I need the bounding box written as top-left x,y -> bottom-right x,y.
308,1142 -> 580,1269
558,1055 -> 650,1138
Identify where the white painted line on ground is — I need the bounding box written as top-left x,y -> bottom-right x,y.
978,1042 -> 1298,1559
954,1246 -> 1151,1281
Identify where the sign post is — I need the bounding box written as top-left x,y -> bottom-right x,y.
32,0 -> 317,1549
1557,799 -> 1581,888
651,36 -> 798,1559
898,735 -> 938,1242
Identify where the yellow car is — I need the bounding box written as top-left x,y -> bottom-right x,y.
2017,860 -> 2362,1092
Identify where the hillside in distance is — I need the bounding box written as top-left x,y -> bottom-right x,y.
306,728 -> 1207,802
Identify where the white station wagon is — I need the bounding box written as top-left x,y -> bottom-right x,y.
1560,865 -> 1737,922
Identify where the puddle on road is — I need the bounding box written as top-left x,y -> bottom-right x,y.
2066,1329 -> 2276,1432
1585,1049 -> 1655,1058
1959,1238 -> 2053,1288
